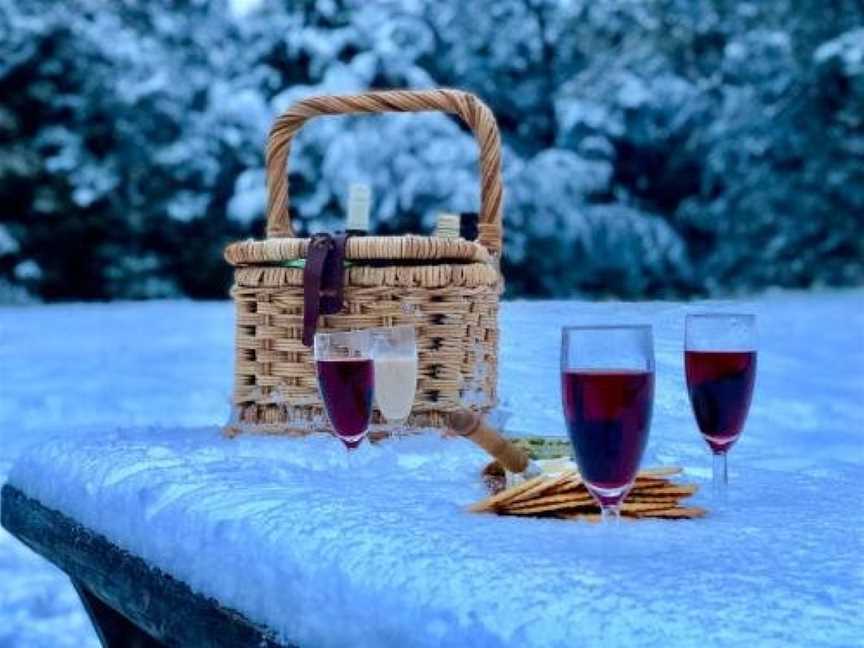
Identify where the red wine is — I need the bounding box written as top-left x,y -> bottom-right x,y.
561,370 -> 654,502
316,358 -> 374,448
685,350 -> 756,453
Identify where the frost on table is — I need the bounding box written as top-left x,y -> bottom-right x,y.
6,428 -> 863,648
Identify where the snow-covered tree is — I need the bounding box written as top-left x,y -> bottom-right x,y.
1,0 -> 861,300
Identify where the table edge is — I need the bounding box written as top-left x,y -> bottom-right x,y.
1,483 -> 293,648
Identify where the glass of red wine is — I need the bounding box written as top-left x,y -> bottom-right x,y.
314,329 -> 375,450
561,325 -> 655,524
685,314 -> 757,496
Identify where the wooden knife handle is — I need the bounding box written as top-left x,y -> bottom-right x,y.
447,410 -> 530,474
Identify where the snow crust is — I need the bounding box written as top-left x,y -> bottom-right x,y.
7,427 -> 864,648
1,291 -> 863,646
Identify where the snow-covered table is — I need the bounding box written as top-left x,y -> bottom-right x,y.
3,428 -> 862,647
1,484 -> 283,648
2,291 -> 862,645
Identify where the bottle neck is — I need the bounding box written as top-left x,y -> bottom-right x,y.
346,183 -> 371,235
435,213 -> 461,238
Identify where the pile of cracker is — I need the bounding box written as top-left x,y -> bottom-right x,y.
470,466 -> 705,521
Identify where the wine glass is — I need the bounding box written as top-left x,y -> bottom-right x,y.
314,329 -> 374,450
370,325 -> 418,439
685,314 -> 757,496
561,325 -> 655,524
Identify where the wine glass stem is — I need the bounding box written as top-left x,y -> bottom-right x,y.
390,418 -> 407,440
600,504 -> 621,525
712,452 -> 728,496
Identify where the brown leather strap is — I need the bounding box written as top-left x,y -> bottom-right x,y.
302,233 -> 350,346
320,233 -> 349,314
303,235 -> 333,347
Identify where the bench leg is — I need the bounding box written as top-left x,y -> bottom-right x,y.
71,579 -> 166,648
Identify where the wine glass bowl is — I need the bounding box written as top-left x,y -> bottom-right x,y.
370,325 -> 418,439
684,313 -> 757,494
314,329 -> 374,450
560,325 -> 655,523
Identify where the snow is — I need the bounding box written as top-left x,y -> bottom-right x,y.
1,291 -> 863,647
227,168 -> 267,224
0,226 -> 20,256
814,28 -> 864,67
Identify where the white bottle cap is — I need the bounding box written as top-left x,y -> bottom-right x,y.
347,183 -> 371,232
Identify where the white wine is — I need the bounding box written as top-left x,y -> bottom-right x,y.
374,355 -> 418,422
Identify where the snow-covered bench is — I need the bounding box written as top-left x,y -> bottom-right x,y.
1,484 -> 285,647
2,427 -> 860,647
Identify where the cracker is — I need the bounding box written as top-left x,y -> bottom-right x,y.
472,460 -> 703,521
619,501 -> 678,513
633,506 -> 706,519
507,470 -> 578,505
633,475 -> 672,486
573,513 -> 602,522
559,512 -> 603,522
501,501 -> 596,516
508,499 -> 674,517
627,495 -> 685,504
560,512 -> 644,523
545,475 -> 585,495
468,474 -> 547,512
549,485 -> 589,498
636,484 -> 698,497
638,466 -> 683,477
556,505 -> 706,521
504,492 -> 594,510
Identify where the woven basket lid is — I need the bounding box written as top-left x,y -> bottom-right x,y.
224,89 -> 504,269
225,235 -> 490,266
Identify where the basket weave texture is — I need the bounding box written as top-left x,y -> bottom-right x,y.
225,89 -> 504,435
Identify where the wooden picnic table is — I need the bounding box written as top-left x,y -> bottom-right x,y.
1,484 -> 288,648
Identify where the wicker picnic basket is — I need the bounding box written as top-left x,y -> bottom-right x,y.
224,88 -> 504,436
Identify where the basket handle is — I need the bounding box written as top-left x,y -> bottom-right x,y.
265,88 -> 504,254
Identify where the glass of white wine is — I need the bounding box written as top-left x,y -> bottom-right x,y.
371,325 -> 418,439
